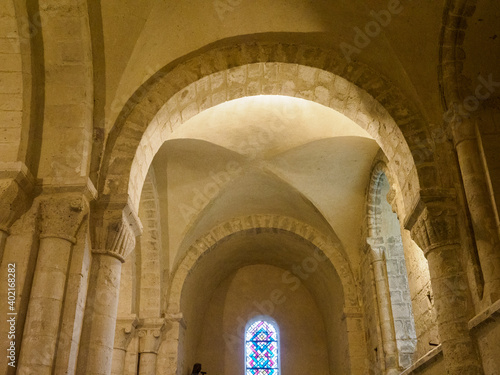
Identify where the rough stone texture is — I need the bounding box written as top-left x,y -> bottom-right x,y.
470,300 -> 500,375
1,1 -> 499,374
0,0 -> 32,167
137,171 -> 163,318
77,204 -> 140,375
54,222 -> 92,374
0,203 -> 38,374
410,202 -> 483,374
35,0 -> 94,183
365,164 -> 420,372
0,163 -> 34,238
360,251 -> 384,375
111,316 -> 138,375
196,264 -> 331,374
166,214 -> 358,314
18,193 -> 89,374
115,59 -> 423,218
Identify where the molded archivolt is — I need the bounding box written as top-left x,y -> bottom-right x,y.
98,40 -> 441,217
165,214 -> 358,314
366,161 -> 395,239
366,161 -> 418,368
438,0 -> 478,107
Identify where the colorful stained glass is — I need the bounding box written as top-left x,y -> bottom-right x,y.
245,320 -> 279,375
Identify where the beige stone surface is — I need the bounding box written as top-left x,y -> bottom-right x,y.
0,1 -> 499,374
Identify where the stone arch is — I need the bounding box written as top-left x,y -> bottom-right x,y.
0,0 -> 33,167
165,214 -> 359,315
366,161 -> 418,370
98,39 -> 439,215
33,0 -> 94,182
438,0 -> 477,107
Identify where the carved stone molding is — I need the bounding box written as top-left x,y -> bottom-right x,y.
91,196 -> 142,262
114,315 -> 139,351
167,214 -> 358,314
0,162 -> 34,233
386,185 -> 398,214
342,306 -> 363,320
409,204 -> 460,256
137,318 -> 166,354
403,190 -> 459,254
165,312 -> 186,329
366,236 -> 386,262
38,193 -> 90,243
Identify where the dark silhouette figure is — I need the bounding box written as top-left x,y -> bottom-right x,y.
191,363 -> 202,375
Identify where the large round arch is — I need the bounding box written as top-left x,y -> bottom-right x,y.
166,213 -> 358,313
162,214 -> 361,374
97,38 -> 440,217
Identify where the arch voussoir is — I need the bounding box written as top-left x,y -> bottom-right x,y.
166,214 -> 359,315
99,40 -> 442,219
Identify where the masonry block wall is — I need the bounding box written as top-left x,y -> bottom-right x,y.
360,250 -> 384,375
195,264 -> 332,374
385,235 -> 417,368
400,230 -> 439,361
1,1 -> 500,374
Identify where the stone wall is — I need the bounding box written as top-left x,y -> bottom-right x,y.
195,264 -> 333,374
364,167 -> 439,373
470,300 -> 500,375
385,235 -> 417,368
360,251 -> 383,375
400,230 -> 439,361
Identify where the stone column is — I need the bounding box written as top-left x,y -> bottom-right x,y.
0,165 -> 34,373
18,193 -> 89,374
410,201 -> 483,374
368,238 -> 400,375
111,316 -> 138,375
342,306 -> 367,375
452,117 -> 500,304
156,313 -> 186,375
0,164 -> 33,261
137,318 -> 166,374
77,200 -> 141,375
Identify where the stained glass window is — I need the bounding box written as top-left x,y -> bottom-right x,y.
245,319 -> 279,375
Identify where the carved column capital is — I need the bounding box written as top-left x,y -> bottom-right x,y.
91,196 -> 142,262
137,318 -> 166,354
0,162 -> 34,233
165,312 -> 187,329
409,203 -> 460,256
38,193 -> 89,243
114,315 -> 139,351
366,236 -> 386,262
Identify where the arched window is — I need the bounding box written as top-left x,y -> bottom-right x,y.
367,168 -> 418,369
245,318 -> 280,375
